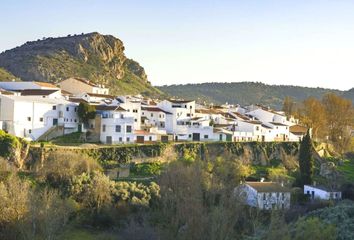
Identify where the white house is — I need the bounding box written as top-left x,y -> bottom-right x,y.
289,125 -> 308,141
157,99 -> 196,134
304,185 -> 342,201
59,77 -> 109,95
236,181 -> 291,210
118,96 -> 142,131
141,106 -> 172,132
96,105 -> 135,144
0,94 -> 79,140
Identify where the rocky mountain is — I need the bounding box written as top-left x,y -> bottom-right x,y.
0,32 -> 162,96
158,82 -> 354,109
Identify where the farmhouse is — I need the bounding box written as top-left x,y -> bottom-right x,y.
236,181 -> 291,210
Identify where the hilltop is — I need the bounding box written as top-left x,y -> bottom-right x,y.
0,32 -> 162,96
158,82 -> 354,109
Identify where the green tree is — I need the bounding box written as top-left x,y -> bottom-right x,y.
298,130 -> 314,186
293,217 -> 336,240
77,102 -> 96,124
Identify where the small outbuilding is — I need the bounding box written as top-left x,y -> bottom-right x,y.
304,185 -> 342,201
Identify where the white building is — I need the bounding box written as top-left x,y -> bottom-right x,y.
304,185 -> 342,201
141,106 -> 172,133
96,105 -> 135,144
118,96 -> 143,131
236,181 -> 291,210
59,77 -> 109,95
0,94 -> 79,140
0,81 -> 58,91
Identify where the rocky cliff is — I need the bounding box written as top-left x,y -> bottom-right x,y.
0,32 -> 161,96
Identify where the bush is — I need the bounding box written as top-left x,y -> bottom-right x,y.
39,151 -> 101,192
130,162 -> 162,176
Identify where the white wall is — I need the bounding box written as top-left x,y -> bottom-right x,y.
99,112 -> 135,144
304,185 -> 342,200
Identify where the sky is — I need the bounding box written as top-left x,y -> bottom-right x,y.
1,0 -> 354,90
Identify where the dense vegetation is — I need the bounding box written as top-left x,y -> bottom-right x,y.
1,146 -> 353,239
158,82 -> 353,109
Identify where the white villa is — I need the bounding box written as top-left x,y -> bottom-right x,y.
236,181 -> 291,210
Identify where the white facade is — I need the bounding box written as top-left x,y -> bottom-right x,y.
304,185 -> 342,200
98,107 -> 135,144
158,100 -> 196,134
236,182 -> 291,210
0,95 -> 79,140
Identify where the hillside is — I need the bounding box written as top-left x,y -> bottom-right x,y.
158,82 -> 353,109
0,67 -> 19,81
0,32 -> 162,96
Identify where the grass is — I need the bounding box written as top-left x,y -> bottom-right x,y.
51,132 -> 84,144
337,158 -> 354,182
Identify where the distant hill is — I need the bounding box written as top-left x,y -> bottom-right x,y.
158,82 -> 353,109
0,32 -> 162,96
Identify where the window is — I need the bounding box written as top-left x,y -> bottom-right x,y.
133,109 -> 138,113
187,113 -> 191,117
74,119 -> 77,122
142,112 -> 145,115
204,135 -> 208,139
119,137 -> 122,142
102,124 -> 106,132
27,117 -> 31,121
149,136 -> 152,141
256,126 -> 260,131
188,134 -> 192,138
159,114 -> 161,118
126,137 -> 130,142
39,117 -> 43,122
126,125 -> 132,133
135,119 -> 137,122
66,107 -> 69,111
115,125 -> 121,132
74,107 -> 77,112
263,193 -> 266,200
150,113 -> 153,117
52,106 -> 56,110
28,129 -> 32,134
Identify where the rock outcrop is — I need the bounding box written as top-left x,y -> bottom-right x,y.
0,32 -> 161,96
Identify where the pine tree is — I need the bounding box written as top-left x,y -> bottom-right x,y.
298,130 -> 314,186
